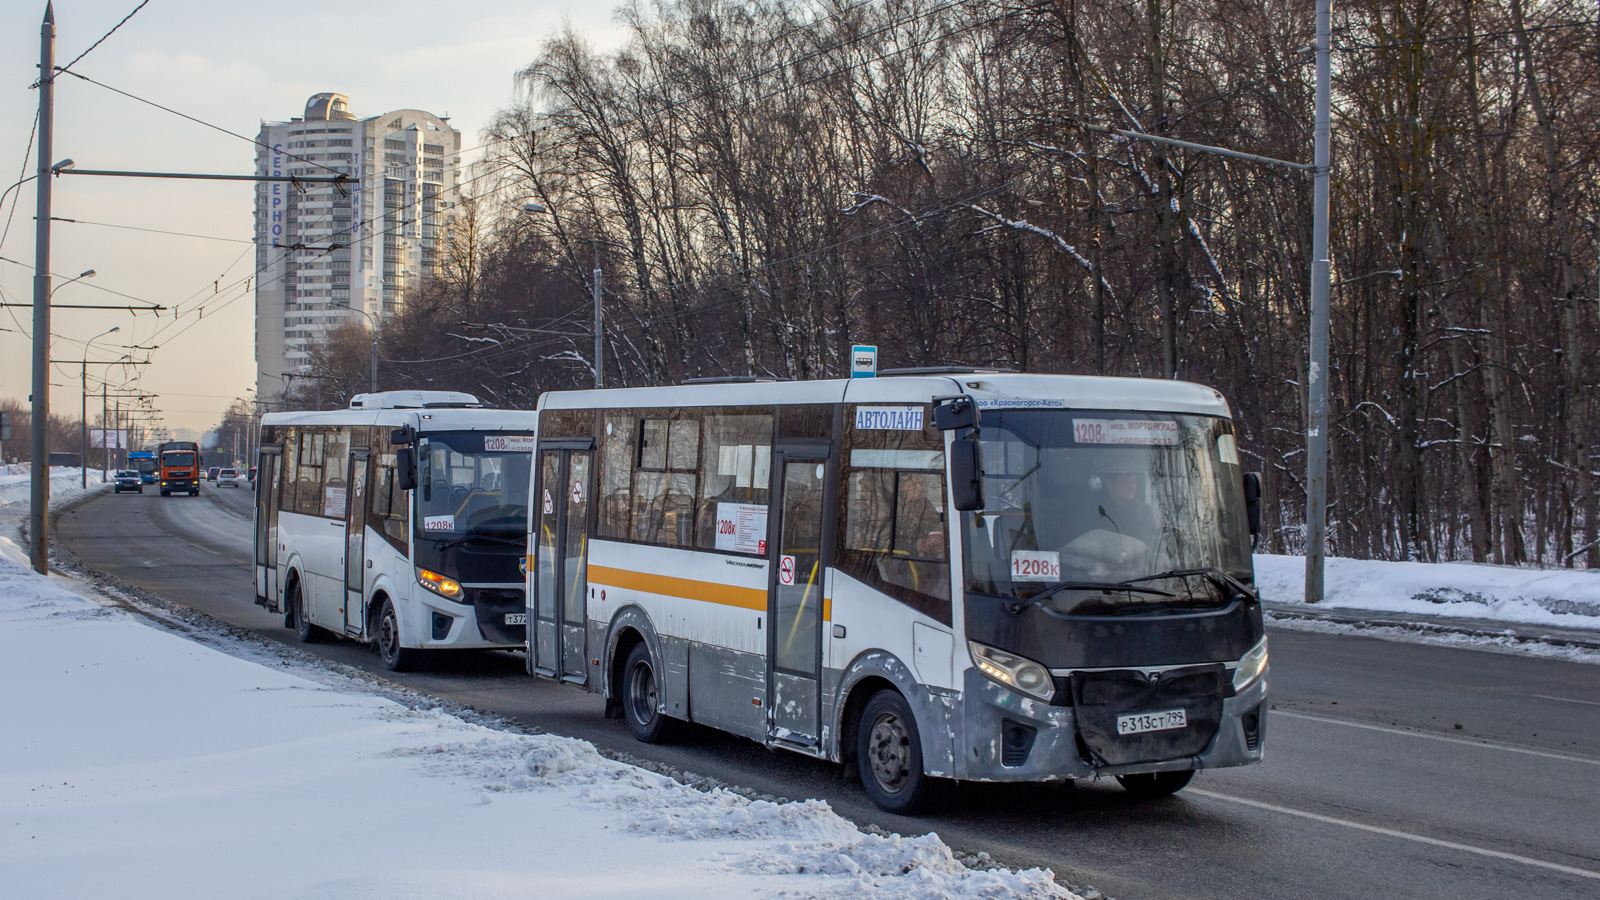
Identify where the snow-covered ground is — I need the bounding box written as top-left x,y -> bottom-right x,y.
1255,553 -> 1600,630
0,532 -> 1076,899
0,465 -> 109,508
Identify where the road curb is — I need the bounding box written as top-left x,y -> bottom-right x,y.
1265,603 -> 1600,651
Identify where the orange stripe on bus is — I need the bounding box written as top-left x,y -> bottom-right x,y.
589,565 -> 767,611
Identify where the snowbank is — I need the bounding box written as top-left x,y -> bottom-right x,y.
0,533 -> 1077,899
0,466 -> 109,508
1255,553 -> 1600,630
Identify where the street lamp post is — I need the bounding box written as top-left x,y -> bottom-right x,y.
81,324 -> 119,488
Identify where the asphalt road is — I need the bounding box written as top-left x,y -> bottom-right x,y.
59,485 -> 1600,900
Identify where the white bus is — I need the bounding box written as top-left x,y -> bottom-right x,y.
255,391 -> 540,671
526,370 -> 1269,812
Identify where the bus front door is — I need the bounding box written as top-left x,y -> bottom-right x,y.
254,450 -> 281,610
533,445 -> 592,683
767,444 -> 831,749
344,450 -> 371,635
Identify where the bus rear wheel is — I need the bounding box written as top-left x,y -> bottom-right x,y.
858,689 -> 928,813
621,643 -> 675,743
1115,770 -> 1195,798
376,597 -> 416,672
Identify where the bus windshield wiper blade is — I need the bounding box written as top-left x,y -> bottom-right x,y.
1008,579 -> 1173,614
1118,567 -> 1258,601
432,532 -> 525,550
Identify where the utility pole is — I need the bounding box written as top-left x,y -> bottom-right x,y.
100,380 -> 107,484
1304,0 -> 1333,602
593,241 -> 603,389
29,3 -> 55,574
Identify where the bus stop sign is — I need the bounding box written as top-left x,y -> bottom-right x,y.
851,345 -> 877,378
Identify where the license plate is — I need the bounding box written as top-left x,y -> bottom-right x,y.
1117,709 -> 1187,736
504,613 -> 527,625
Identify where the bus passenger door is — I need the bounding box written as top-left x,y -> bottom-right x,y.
533,445 -> 592,683
344,450 -> 371,635
767,443 -> 832,748
254,450 -> 281,610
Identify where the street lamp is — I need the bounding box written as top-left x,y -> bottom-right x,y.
81,323 -> 119,487
519,202 -> 612,389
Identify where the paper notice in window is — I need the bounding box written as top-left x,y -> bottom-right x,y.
1011,550 -> 1061,582
1072,419 -> 1180,446
715,502 -> 768,554
422,515 -> 455,532
322,486 -> 347,518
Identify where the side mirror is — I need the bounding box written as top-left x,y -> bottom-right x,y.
396,446 -> 418,492
1242,471 -> 1262,538
949,433 -> 984,512
932,395 -> 979,431
390,425 -> 416,446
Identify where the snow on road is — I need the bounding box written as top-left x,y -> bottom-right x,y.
1255,552 -> 1600,630
0,466 -> 109,508
0,535 -> 1076,900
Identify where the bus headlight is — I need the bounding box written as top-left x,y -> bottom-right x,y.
415,567 -> 463,601
969,641 -> 1055,703
1232,637 -> 1268,692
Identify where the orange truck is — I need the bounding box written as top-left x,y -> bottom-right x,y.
157,440 -> 202,496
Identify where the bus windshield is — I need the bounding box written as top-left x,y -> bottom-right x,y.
130,457 -> 157,475
415,432 -> 533,547
961,409 -> 1251,614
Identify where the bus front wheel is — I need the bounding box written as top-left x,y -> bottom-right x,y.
289,581 -> 326,644
621,643 -> 675,743
1116,770 -> 1195,798
858,690 -> 928,813
376,597 -> 416,672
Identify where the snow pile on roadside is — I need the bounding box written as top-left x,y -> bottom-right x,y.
0,532 -> 1077,900
0,466 -> 108,508
1255,553 -> 1600,628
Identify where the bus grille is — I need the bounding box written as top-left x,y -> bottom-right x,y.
1069,664 -> 1225,767
470,588 -> 525,644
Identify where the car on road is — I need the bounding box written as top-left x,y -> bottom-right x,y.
217,468 -> 243,488
207,467 -> 221,482
113,469 -> 143,493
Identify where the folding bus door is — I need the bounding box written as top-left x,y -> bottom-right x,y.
532,442 -> 593,682
344,450 -> 371,635
766,440 -> 833,749
254,449 -> 282,611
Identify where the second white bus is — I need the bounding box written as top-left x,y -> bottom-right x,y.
255,391 -> 540,670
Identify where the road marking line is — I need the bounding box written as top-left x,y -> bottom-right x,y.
1189,789 -> 1600,881
1273,709 -> 1600,766
1534,694 -> 1600,708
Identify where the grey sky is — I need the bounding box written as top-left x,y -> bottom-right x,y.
0,0 -> 621,434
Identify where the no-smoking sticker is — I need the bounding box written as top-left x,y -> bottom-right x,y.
542,490 -> 553,515
779,555 -> 797,586
570,480 -> 583,505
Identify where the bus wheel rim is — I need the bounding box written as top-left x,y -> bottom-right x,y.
868,711 -> 911,793
629,661 -> 657,725
380,605 -> 398,658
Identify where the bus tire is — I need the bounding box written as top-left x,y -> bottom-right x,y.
289,580 -> 326,644
858,689 -> 928,813
1115,770 -> 1195,798
376,597 -> 416,672
621,643 -> 675,743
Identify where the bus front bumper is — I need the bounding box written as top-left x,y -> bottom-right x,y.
955,666 -> 1267,782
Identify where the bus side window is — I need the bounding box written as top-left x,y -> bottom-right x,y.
694,411 -> 773,552
838,406 -> 951,623
370,429 -> 408,555
632,413 -> 699,547
597,411 -> 636,540
280,427 -> 300,515
321,429 -> 350,518
296,428 -> 325,517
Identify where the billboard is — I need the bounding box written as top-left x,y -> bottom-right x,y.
90,429 -> 128,449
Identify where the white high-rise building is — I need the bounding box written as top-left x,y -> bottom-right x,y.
253,92 -> 462,404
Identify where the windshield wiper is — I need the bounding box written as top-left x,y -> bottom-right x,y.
432,532 -> 525,551
1118,567 -> 1258,602
1005,580 -> 1173,615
